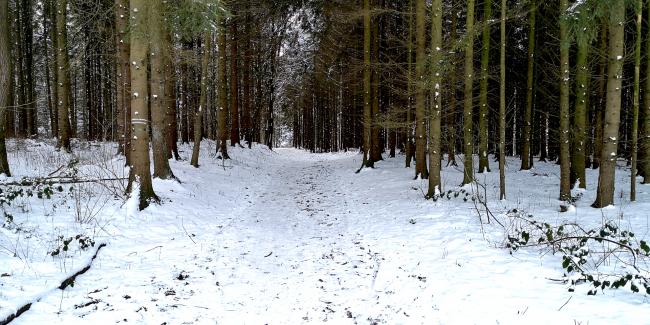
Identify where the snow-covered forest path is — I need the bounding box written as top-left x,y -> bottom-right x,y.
8,146 -> 649,324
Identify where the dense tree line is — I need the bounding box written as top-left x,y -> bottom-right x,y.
0,0 -> 648,210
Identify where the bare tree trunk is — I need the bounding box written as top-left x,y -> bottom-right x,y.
127,0 -> 157,210
191,33 -> 211,167
115,0 -> 131,163
164,30 -> 179,160
230,20 -> 240,147
630,0 -> 642,200
462,0 -> 476,185
641,2 -> 650,183
593,2 -> 624,208
571,32 -> 589,189
405,0 -> 413,168
498,0 -> 506,200
218,17 -> 230,159
558,0 -> 571,202
56,0 -> 71,152
446,1 -> 458,167
150,0 -> 173,179
521,0 -> 535,170
361,0 -> 373,168
478,0 -> 491,173
427,0 -> 442,197
414,0 -> 428,179
0,0 -> 12,175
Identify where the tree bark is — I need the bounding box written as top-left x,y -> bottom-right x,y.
127,0 -> 158,210
462,0 -> 476,185
630,0 -> 642,200
558,0 -> 571,202
115,0 -> 131,163
427,0 -> 442,197
218,17 -> 230,159
414,0 -> 428,179
56,0 -> 71,152
0,0 -> 12,176
498,0 -> 506,200
362,0 -> 373,168
478,0 -> 491,173
571,32 -> 589,189
150,0 -> 174,179
521,0 -> 535,170
191,33 -> 211,167
593,2 -> 624,208
230,20 -> 240,147
641,1 -> 650,183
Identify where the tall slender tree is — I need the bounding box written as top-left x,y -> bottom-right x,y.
593,1 -> 624,208
150,0 -> 174,179
115,0 -> 131,162
230,19 -> 240,147
521,0 -> 536,170
217,15 -> 230,159
558,0 -> 571,202
630,0 -> 642,200
414,0 -> 428,179
56,0 -> 71,152
361,0 -> 373,169
0,0 -> 12,176
462,0 -> 476,185
478,0 -> 491,173
191,33 -> 211,167
128,0 -> 158,210
498,0 -> 506,200
427,0 -> 442,197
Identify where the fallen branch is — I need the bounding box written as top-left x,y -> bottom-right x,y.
0,243 -> 106,325
0,178 -> 126,187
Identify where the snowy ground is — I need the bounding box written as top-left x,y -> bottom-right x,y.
1,139 -> 649,324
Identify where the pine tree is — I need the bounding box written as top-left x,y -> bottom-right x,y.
217,15 -> 230,159
593,1 -> 624,208
558,0 -> 571,202
427,0 -> 442,197
128,0 -> 158,210
0,0 -> 12,176
56,0 -> 71,152
191,33 -> 211,167
520,0 -> 536,171
478,0 -> 491,174
462,0 -> 476,185
498,0 -> 506,200
414,0 -> 428,179
115,0 -> 131,162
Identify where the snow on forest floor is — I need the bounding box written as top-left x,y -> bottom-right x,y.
1,138 -> 649,324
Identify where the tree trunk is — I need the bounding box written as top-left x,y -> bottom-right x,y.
191,33 -> 211,167
558,0 -> 571,202
362,0 -> 373,168
56,0 -> 71,152
127,0 -> 157,210
230,20 -> 240,147
164,30 -> 179,160
150,0 -> 174,179
571,33 -> 589,189
405,0 -> 413,168
414,0 -> 428,179
218,17 -> 230,159
498,0 -> 506,200
593,2 -> 624,208
641,1 -> 650,183
446,2 -> 458,167
243,11 -> 252,148
115,0 -> 131,163
593,24 -> 607,170
630,0 -> 642,200
462,0 -> 476,184
0,0 -> 12,176
478,0 -> 491,173
427,0 -> 442,197
370,12 -> 382,163
521,0 -> 535,170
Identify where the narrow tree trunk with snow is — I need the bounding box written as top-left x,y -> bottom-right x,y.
115,0 -> 131,163
498,0 -> 506,200
630,0 -> 642,201
0,0 -> 12,176
218,17 -> 230,160
427,0 -> 442,197
521,0 -> 535,171
478,0 -> 491,174
362,0 -> 373,168
56,0 -> 71,152
127,0 -> 158,210
191,33 -> 211,167
414,0 -> 428,179
230,20 -> 240,147
150,0 -> 174,179
571,31 -> 589,190
558,0 -> 571,202
462,0 -> 476,185
593,2 -> 624,208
